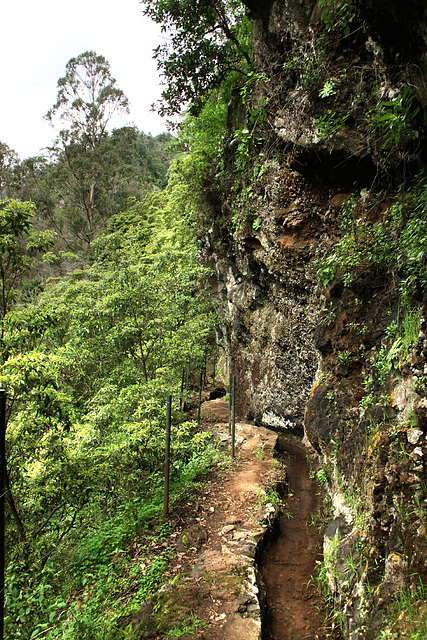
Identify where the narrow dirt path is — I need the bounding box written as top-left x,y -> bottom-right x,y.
126,401 -> 338,640
127,399 -> 284,640
259,436 -> 335,640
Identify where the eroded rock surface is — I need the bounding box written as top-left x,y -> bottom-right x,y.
198,1 -> 427,637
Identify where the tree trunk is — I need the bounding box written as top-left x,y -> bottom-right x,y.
5,465 -> 26,539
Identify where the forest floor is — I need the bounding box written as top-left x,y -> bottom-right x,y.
127,399 -> 336,640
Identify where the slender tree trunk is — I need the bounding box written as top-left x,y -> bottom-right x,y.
214,3 -> 251,64
4,466 -> 26,539
85,180 -> 96,244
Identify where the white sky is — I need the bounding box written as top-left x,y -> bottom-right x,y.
0,0 -> 168,159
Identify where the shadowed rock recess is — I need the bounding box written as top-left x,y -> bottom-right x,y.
198,1 -> 427,638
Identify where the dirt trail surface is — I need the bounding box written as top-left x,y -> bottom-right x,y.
259,437 -> 335,640
127,400 -> 332,640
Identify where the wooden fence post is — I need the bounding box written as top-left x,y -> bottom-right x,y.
163,395 -> 172,517
197,370 -> 203,427
0,390 -> 6,640
231,376 -> 236,458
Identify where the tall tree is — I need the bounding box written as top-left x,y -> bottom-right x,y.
16,130 -> 174,252
0,199 -> 53,340
45,51 -> 129,149
0,142 -> 21,198
141,0 -> 252,116
0,198 -> 54,539
45,52 -> 130,245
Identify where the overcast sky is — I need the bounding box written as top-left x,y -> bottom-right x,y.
0,0 -> 168,159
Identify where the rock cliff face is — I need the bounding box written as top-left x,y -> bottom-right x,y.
203,0 -> 426,429
203,163 -> 326,431
201,0 -> 427,637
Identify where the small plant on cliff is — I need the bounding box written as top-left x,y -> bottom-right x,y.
232,108 -> 269,172
230,72 -> 270,172
258,486 -> 288,524
318,371 -> 333,385
316,468 -> 327,485
378,581 -> 427,640
283,49 -> 325,87
370,87 -> 422,148
253,446 -> 265,460
239,71 -> 270,107
386,308 -> 420,363
315,531 -> 345,631
337,349 -> 352,367
326,389 -> 336,404
318,0 -> 355,37
366,306 -> 421,391
318,302 -> 337,325
164,614 -> 208,638
315,110 -> 350,141
319,79 -> 337,98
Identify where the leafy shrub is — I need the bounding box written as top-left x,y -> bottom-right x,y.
318,0 -> 355,37
370,87 -> 422,148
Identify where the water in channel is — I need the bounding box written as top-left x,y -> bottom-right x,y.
259,436 -> 340,640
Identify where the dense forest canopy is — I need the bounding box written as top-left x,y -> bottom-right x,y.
0,42 -> 220,638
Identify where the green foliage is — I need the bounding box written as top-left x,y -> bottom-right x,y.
0,199 -> 53,335
231,128 -> 252,170
363,305 -> 420,398
283,46 -> 326,88
2,173 -> 218,638
45,51 -> 129,148
326,390 -> 336,404
318,302 -> 337,325
316,177 -> 427,296
370,87 -> 422,148
45,127 -> 172,248
178,91 -> 228,164
315,109 -> 349,140
377,582 -> 427,640
232,108 -> 268,171
171,88 -> 229,222
39,52 -> 174,250
141,0 -> 252,116
45,447 -> 216,640
384,306 -> 421,365
337,349 -> 352,366
231,72 -> 269,171
239,72 -> 269,106
318,0 -> 355,37
319,79 -> 337,98
316,468 -> 327,485
0,141 -> 21,197
252,446 -> 265,460
261,486 -> 283,510
14,129 -> 173,254
1,30 -> 231,639
164,614 -> 208,638
315,530 -> 345,632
